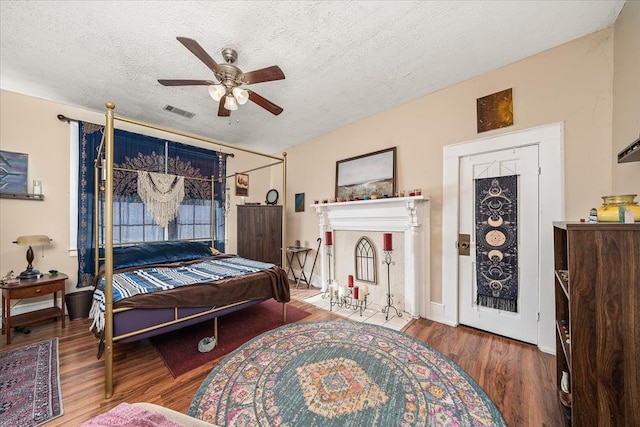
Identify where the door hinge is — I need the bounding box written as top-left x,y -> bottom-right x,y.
537,167 -> 542,175
537,312 -> 540,321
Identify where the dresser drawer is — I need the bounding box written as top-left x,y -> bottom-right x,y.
8,280 -> 63,299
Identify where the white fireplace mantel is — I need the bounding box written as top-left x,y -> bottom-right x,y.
312,196 -> 430,318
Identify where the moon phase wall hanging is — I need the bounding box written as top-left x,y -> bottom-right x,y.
474,175 -> 518,312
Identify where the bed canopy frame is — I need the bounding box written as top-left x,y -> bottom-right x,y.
97,102 -> 288,398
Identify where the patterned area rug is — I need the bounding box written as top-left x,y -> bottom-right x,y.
188,320 -> 505,426
0,338 -> 63,427
151,300 -> 310,377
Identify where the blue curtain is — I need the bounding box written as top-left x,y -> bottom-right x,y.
76,122 -> 227,288
77,122 -> 103,288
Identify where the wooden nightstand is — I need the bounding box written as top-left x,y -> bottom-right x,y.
1,273 -> 67,344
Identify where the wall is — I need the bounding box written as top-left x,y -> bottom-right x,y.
285,26 -> 639,307
0,92 -> 78,299
612,1 -> 640,192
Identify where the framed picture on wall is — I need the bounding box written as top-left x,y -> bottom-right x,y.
295,193 -> 305,212
0,150 -> 28,194
335,147 -> 396,200
235,173 -> 249,197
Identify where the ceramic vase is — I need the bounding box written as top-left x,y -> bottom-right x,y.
596,194 -> 640,222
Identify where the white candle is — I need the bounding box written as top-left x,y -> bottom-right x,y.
329,285 -> 335,298
33,180 -> 42,195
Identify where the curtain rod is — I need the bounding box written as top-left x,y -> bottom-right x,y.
57,114 -> 80,123
57,113 -> 235,157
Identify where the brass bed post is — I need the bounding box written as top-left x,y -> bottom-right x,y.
211,176 -> 215,247
282,152 -> 287,323
104,102 -> 115,398
93,162 -> 100,276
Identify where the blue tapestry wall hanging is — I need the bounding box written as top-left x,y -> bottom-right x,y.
475,175 -> 518,312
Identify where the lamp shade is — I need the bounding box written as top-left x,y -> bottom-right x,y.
15,235 -> 52,246
14,235 -> 51,279
208,84 -> 226,102
232,87 -> 249,105
224,95 -> 238,111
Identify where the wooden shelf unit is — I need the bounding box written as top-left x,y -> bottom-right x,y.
553,222 -> 640,427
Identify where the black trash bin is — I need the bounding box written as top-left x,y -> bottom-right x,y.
65,290 -> 94,320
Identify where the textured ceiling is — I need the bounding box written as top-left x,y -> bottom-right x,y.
0,1 -> 625,153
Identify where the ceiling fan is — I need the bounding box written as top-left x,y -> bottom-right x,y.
158,37 -> 285,117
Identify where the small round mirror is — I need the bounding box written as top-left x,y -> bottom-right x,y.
266,189 -> 279,205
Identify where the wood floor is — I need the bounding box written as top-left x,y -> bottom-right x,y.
1,285 -> 561,426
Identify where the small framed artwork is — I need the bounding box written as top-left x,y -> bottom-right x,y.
476,88 -> 513,133
0,150 -> 29,194
235,173 -> 249,197
335,147 -> 396,200
295,193 -> 305,212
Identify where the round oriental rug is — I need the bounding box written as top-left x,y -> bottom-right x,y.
188,320 -> 505,426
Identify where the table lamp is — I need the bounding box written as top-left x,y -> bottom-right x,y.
13,235 -> 52,279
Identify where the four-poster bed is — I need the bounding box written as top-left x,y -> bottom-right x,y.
96,102 -> 288,398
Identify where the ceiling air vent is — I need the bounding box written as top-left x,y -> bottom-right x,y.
163,105 -> 195,119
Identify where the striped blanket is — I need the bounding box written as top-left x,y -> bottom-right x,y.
89,257 -> 275,333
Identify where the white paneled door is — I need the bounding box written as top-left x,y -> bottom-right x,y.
458,145 -> 539,344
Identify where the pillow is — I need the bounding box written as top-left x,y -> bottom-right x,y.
112,241 -> 213,270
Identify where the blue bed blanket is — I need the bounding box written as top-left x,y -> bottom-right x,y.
89,256 -> 279,333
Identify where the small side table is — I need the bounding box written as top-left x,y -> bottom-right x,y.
286,246 -> 313,288
1,273 -> 67,344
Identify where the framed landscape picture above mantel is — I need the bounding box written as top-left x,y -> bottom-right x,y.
335,147 -> 396,200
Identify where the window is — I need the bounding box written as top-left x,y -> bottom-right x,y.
76,122 -> 227,287
355,237 -> 377,284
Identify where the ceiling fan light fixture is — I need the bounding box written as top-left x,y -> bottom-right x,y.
224,95 -> 238,111
232,87 -> 249,105
208,84 -> 226,102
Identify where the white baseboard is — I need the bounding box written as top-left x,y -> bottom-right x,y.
426,301 -> 458,327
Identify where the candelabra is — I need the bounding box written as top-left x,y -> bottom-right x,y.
381,233 -> 402,320
322,247 -> 334,299
322,231 -> 333,299
328,282 -> 368,316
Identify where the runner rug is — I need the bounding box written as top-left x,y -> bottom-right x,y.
0,338 -> 63,427
150,299 -> 310,377
188,319 -> 506,426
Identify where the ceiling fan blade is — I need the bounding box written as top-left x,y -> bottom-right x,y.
248,91 -> 283,115
176,37 -> 222,75
218,98 -> 230,117
158,79 -> 215,86
242,65 -> 285,84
